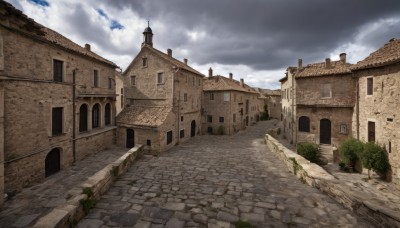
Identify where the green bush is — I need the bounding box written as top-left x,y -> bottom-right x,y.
360,142 -> 390,178
297,142 -> 318,163
339,138 -> 364,166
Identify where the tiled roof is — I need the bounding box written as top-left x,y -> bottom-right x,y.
116,106 -> 172,127
296,60 -> 352,78
352,38 -> 400,70
0,0 -> 117,67
203,76 -> 258,93
149,46 -> 204,76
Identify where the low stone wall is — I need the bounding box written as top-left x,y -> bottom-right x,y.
265,134 -> 400,227
33,145 -> 144,228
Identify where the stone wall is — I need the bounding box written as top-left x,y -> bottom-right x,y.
265,134 -> 400,227
281,70 -> 296,144
75,128 -> 116,161
267,95 -> 281,120
354,64 -> 400,187
0,83 -> 4,206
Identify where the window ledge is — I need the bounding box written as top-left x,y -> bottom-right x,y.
76,126 -> 117,140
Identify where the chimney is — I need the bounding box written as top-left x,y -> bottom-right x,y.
184,58 -> 188,65
229,73 -> 233,79
208,67 -> 213,77
325,58 -> 331,68
167,48 -> 172,57
339,53 -> 346,64
240,78 -> 244,87
84,43 -> 91,51
298,59 -> 302,69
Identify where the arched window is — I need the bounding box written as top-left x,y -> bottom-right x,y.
79,104 -> 88,132
105,103 -> 111,126
299,116 -> 310,132
92,103 -> 100,128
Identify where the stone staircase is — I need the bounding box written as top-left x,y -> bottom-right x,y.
318,144 -> 333,165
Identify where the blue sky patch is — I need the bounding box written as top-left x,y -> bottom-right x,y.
110,20 -> 124,30
28,0 -> 50,7
97,9 -> 109,19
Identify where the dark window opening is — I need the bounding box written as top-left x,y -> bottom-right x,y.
167,131 -> 173,145
79,104 -> 88,132
147,140 -> 151,146
298,116 -> 310,132
367,77 -> 373,95
181,116 -> 184,122
389,141 -> 391,153
180,130 -> 185,138
142,58 -> 147,67
219,117 -> 224,123
105,103 -> 111,125
52,107 -> 63,136
53,59 -> 63,82
92,104 -> 100,128
207,115 -> 212,123
108,78 -> 112,89
368,121 -> 375,142
207,127 -> 213,134
93,70 -> 99,87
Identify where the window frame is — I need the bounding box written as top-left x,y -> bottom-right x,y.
52,107 -> 63,136
53,59 -> 64,82
93,69 -> 99,87
166,130 -> 173,145
367,77 -> 373,96
207,115 -> 212,123
339,123 -> 348,134
105,103 -> 111,126
210,93 -> 215,100
321,84 -> 332,99
92,103 -> 100,129
219,117 -> 224,123
157,72 -> 164,84
79,104 -> 88,132
298,116 -> 310,132
142,57 -> 148,67
184,93 -> 188,102
131,76 -> 136,87
223,92 -> 230,102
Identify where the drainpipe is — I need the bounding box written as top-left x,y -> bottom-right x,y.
229,91 -> 232,135
72,69 -> 77,163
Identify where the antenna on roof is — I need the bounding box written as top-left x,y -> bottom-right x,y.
147,17 -> 150,27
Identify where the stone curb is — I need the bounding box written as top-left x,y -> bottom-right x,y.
32,145 -> 144,228
265,134 -> 400,227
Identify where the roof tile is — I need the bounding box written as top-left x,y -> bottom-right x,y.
116,106 -> 171,127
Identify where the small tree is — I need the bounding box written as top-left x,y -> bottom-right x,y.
360,142 -> 390,179
339,138 -> 364,168
297,142 -> 318,163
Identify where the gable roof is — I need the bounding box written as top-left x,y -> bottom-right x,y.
296,60 -> 352,78
116,106 -> 172,127
0,0 -> 117,67
352,38 -> 400,70
123,45 -> 204,76
203,75 -> 258,94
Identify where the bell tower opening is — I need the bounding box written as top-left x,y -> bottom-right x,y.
142,20 -> 153,47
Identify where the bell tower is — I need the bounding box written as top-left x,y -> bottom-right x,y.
142,20 -> 153,47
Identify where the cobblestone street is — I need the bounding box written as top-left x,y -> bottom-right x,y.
78,121 -> 370,228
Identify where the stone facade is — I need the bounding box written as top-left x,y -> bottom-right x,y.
202,74 -> 260,135
352,39 -> 400,187
115,72 -> 124,115
117,26 -> 203,153
281,55 -> 354,146
0,1 -> 117,201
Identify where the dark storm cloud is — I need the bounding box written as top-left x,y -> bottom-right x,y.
110,0 -> 400,69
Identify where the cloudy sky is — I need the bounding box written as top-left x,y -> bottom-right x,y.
7,0 -> 400,89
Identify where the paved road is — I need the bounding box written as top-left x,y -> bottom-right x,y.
78,121 -> 370,228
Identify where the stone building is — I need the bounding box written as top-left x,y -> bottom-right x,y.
0,0 -> 118,202
116,25 -> 204,153
202,72 -> 260,135
257,88 -> 282,120
351,38 -> 400,186
115,72 -> 124,115
279,66 -> 297,143
281,55 -> 355,146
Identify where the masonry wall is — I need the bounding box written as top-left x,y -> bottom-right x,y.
354,63 -> 400,187
268,95 -> 282,120
116,126 -> 159,152
0,83 -> 4,206
0,26 -> 116,194
115,74 -> 124,115
281,71 -> 295,143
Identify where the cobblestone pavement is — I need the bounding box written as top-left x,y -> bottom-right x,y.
0,146 -> 130,228
78,121 -> 371,228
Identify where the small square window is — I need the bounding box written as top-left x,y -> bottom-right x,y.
340,124 -> 348,134
210,93 -> 214,100
157,72 -> 163,84
147,140 -> 151,146
181,116 -> 184,122
93,70 -> 99,87
219,117 -> 224,123
207,115 -> 212,123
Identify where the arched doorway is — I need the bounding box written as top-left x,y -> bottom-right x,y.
320,119 -> 331,144
126,129 -> 135,148
191,120 -> 196,137
79,104 -> 88,132
45,148 -> 60,177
